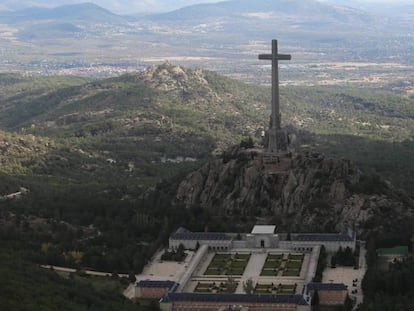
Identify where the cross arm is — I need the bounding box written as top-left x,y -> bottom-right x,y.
258,54 -> 292,60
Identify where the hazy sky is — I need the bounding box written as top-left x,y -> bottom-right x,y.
2,0 -> 413,14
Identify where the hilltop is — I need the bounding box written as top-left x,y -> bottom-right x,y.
174,146 -> 413,237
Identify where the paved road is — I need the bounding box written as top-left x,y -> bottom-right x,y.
40,265 -> 129,278
353,243 -> 367,310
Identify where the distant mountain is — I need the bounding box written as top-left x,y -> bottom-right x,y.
322,0 -> 414,13
0,2 -> 131,24
149,0 -> 373,27
18,22 -> 82,39
0,0 -> 222,14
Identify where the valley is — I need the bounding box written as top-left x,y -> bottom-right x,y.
0,1 -> 413,94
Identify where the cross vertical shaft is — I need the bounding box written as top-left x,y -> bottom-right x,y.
272,39 -> 280,129
259,39 -> 291,153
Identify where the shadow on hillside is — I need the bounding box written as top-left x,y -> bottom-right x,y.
292,127 -> 414,196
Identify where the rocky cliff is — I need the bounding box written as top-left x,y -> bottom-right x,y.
174,146 -> 413,236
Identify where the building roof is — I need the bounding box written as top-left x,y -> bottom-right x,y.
170,227 -> 231,241
307,283 -> 348,291
161,293 -> 308,305
293,233 -> 353,242
251,225 -> 276,234
136,280 -> 178,290
377,246 -> 409,257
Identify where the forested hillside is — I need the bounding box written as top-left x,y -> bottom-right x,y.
1,65 -> 413,191
0,250 -> 138,311
0,64 -> 413,308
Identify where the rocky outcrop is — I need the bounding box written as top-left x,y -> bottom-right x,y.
0,187 -> 29,202
174,147 -> 413,236
135,62 -> 223,105
137,62 -> 207,91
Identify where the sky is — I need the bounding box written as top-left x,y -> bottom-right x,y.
1,0 -> 413,14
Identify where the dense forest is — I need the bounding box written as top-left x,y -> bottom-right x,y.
357,236 -> 414,311
0,249 -> 140,311
359,258 -> 414,311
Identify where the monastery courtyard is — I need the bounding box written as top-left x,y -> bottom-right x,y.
136,246 -> 320,296
128,225 -> 363,311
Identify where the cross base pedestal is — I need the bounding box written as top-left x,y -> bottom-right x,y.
266,128 -> 289,154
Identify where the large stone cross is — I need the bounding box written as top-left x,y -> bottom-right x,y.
259,39 -> 291,153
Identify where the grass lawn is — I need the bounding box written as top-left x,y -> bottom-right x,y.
261,255 -> 284,275
214,254 -> 232,260
255,284 -> 273,294
279,284 -> 297,294
254,283 -> 297,295
194,283 -> 213,293
232,260 -> 248,267
204,253 -> 250,276
286,260 -> 303,269
263,260 -> 281,268
260,253 -> 304,277
255,288 -> 270,293
227,269 -> 244,275
205,268 -> 220,275
234,253 -> 251,260
260,269 -> 277,276
268,254 -> 284,260
282,269 -> 300,277
194,282 -> 237,293
207,262 -> 222,269
288,254 -> 304,260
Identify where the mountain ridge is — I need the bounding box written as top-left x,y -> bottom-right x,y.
0,2 -> 131,23
149,0 -> 373,26
0,0 -> 412,15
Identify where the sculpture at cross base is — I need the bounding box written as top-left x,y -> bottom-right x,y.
259,39 -> 291,154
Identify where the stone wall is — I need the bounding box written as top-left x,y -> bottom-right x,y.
136,287 -> 169,299
318,290 -> 347,305
169,238 -> 232,251
170,301 -> 310,311
176,245 -> 209,292
279,240 -> 355,253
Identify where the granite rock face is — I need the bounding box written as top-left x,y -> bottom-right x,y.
175,147 -> 413,236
